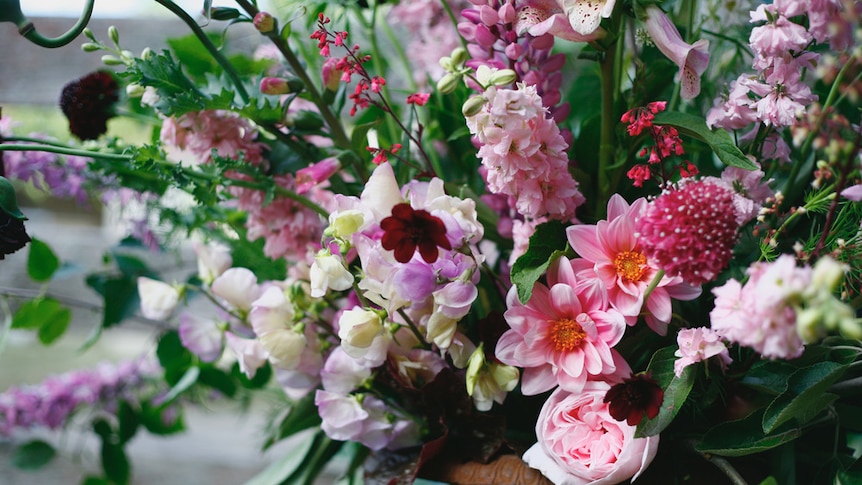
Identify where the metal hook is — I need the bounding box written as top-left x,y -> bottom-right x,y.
1,0 -> 95,48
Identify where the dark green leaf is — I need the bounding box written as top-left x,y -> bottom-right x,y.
37,310 -> 70,345
653,111 -> 757,170
159,366 -> 200,407
12,298 -> 71,339
636,346 -> 696,437
739,360 -> 796,395
101,441 -> 130,485
197,366 -> 238,398
11,440 -> 55,470
80,477 -> 112,485
233,360 -> 272,389
139,402 -> 185,436
296,433 -> 343,485
762,361 -> 846,433
156,330 -> 193,377
510,220 -> 569,303
263,393 -> 322,450
246,431 -> 316,485
697,409 -> 801,457
85,273 -> 140,328
27,238 -> 59,282
117,401 -> 139,445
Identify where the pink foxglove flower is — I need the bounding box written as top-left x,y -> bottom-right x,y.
515,0 -> 605,42
523,382 -> 659,485
674,327 -> 732,377
643,5 -> 710,99
635,179 -> 740,286
496,256 -> 627,395
567,195 -> 701,335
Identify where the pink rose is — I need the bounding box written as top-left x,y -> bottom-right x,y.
523,382 -> 658,485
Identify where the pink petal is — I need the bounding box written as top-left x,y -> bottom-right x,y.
567,224 -> 606,262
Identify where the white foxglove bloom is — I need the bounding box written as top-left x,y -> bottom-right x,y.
137,277 -> 181,320
310,251 -> 354,298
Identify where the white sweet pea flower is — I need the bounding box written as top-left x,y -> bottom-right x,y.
329,209 -> 366,239
137,277 -> 181,320
425,311 -> 458,349
211,267 -> 262,312
249,287 -> 306,369
338,308 -> 384,349
359,162 -> 403,222
192,240 -> 232,285
224,332 -> 268,379
466,345 -> 519,411
310,250 -> 355,298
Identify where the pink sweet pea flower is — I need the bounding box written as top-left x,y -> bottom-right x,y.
523,381 -> 659,485
643,5 -> 710,99
566,194 -> 701,335
496,256 -> 627,395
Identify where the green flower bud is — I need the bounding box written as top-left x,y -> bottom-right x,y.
108,25 -> 120,46
126,83 -> 145,97
436,73 -> 460,94
462,95 -> 487,117
101,54 -> 124,66
141,47 -> 153,60
450,47 -> 468,67
81,42 -> 101,52
253,11 -> 275,33
489,68 -> 517,86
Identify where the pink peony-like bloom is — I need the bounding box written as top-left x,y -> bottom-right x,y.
496,256 -> 627,395
643,5 -> 710,99
523,382 -> 659,485
635,179 -> 740,286
567,194 -> 701,335
674,327 -> 732,377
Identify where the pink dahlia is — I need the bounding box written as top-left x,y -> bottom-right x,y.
496,257 -> 627,395
566,195 -> 701,335
635,180 -> 740,286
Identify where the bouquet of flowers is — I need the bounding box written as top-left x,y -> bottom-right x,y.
2,0 -> 862,483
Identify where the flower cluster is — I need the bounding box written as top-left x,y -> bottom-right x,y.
1,0 -> 862,484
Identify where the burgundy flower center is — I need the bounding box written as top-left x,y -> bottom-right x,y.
550,317 -> 586,352
614,250 -> 647,282
380,203 -> 452,264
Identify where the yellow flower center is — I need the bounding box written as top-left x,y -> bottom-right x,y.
550,318 -> 587,352
614,251 -> 647,282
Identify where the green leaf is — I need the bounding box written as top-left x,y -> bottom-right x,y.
27,238 -> 59,282
233,360 -> 272,389
197,366 -> 238,398
245,431 -> 317,485
653,111 -> 757,170
11,440 -> 55,470
697,409 -> 802,456
295,433 -> 343,485
117,401 -> 139,445
139,402 -> 185,436
263,392 -> 322,450
739,360 -> 796,395
762,361 -> 846,433
156,330 -> 194,380
636,346 -> 696,438
159,366 -> 200,407
80,477 -> 112,485
101,441 -> 130,485
510,220 -> 569,303
12,298 -> 71,343
85,273 -> 140,328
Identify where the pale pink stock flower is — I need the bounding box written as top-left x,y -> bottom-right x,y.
496,256 -> 627,395
749,5 -> 812,58
566,195 -> 701,335
674,327 -> 732,377
523,382 -> 659,485
643,5 -> 710,99
710,255 -> 809,359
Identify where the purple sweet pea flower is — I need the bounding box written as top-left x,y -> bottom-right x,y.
643,5 -> 710,99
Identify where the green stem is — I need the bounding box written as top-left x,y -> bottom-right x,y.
17,0 -> 94,48
397,308 -> 432,350
0,143 -> 130,161
597,40 -> 618,218
439,0 -> 468,51
153,0 -> 250,104
641,269 -> 665,305
4,136 -> 75,148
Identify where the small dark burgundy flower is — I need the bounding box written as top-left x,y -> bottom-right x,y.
0,176 -> 30,260
603,373 -> 664,426
59,71 -> 119,140
380,203 -> 451,264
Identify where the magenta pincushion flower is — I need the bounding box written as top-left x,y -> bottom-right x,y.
635,180 -> 740,286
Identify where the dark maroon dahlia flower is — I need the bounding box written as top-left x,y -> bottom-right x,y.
380,203 -> 451,264
603,373 -> 664,426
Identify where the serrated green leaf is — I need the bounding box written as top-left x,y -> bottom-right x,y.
653,111 -> 757,170
762,361 -> 846,433
697,409 -> 802,457
511,220 -> 569,303
636,346 -> 696,437
27,238 -> 59,282
11,440 -> 55,470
